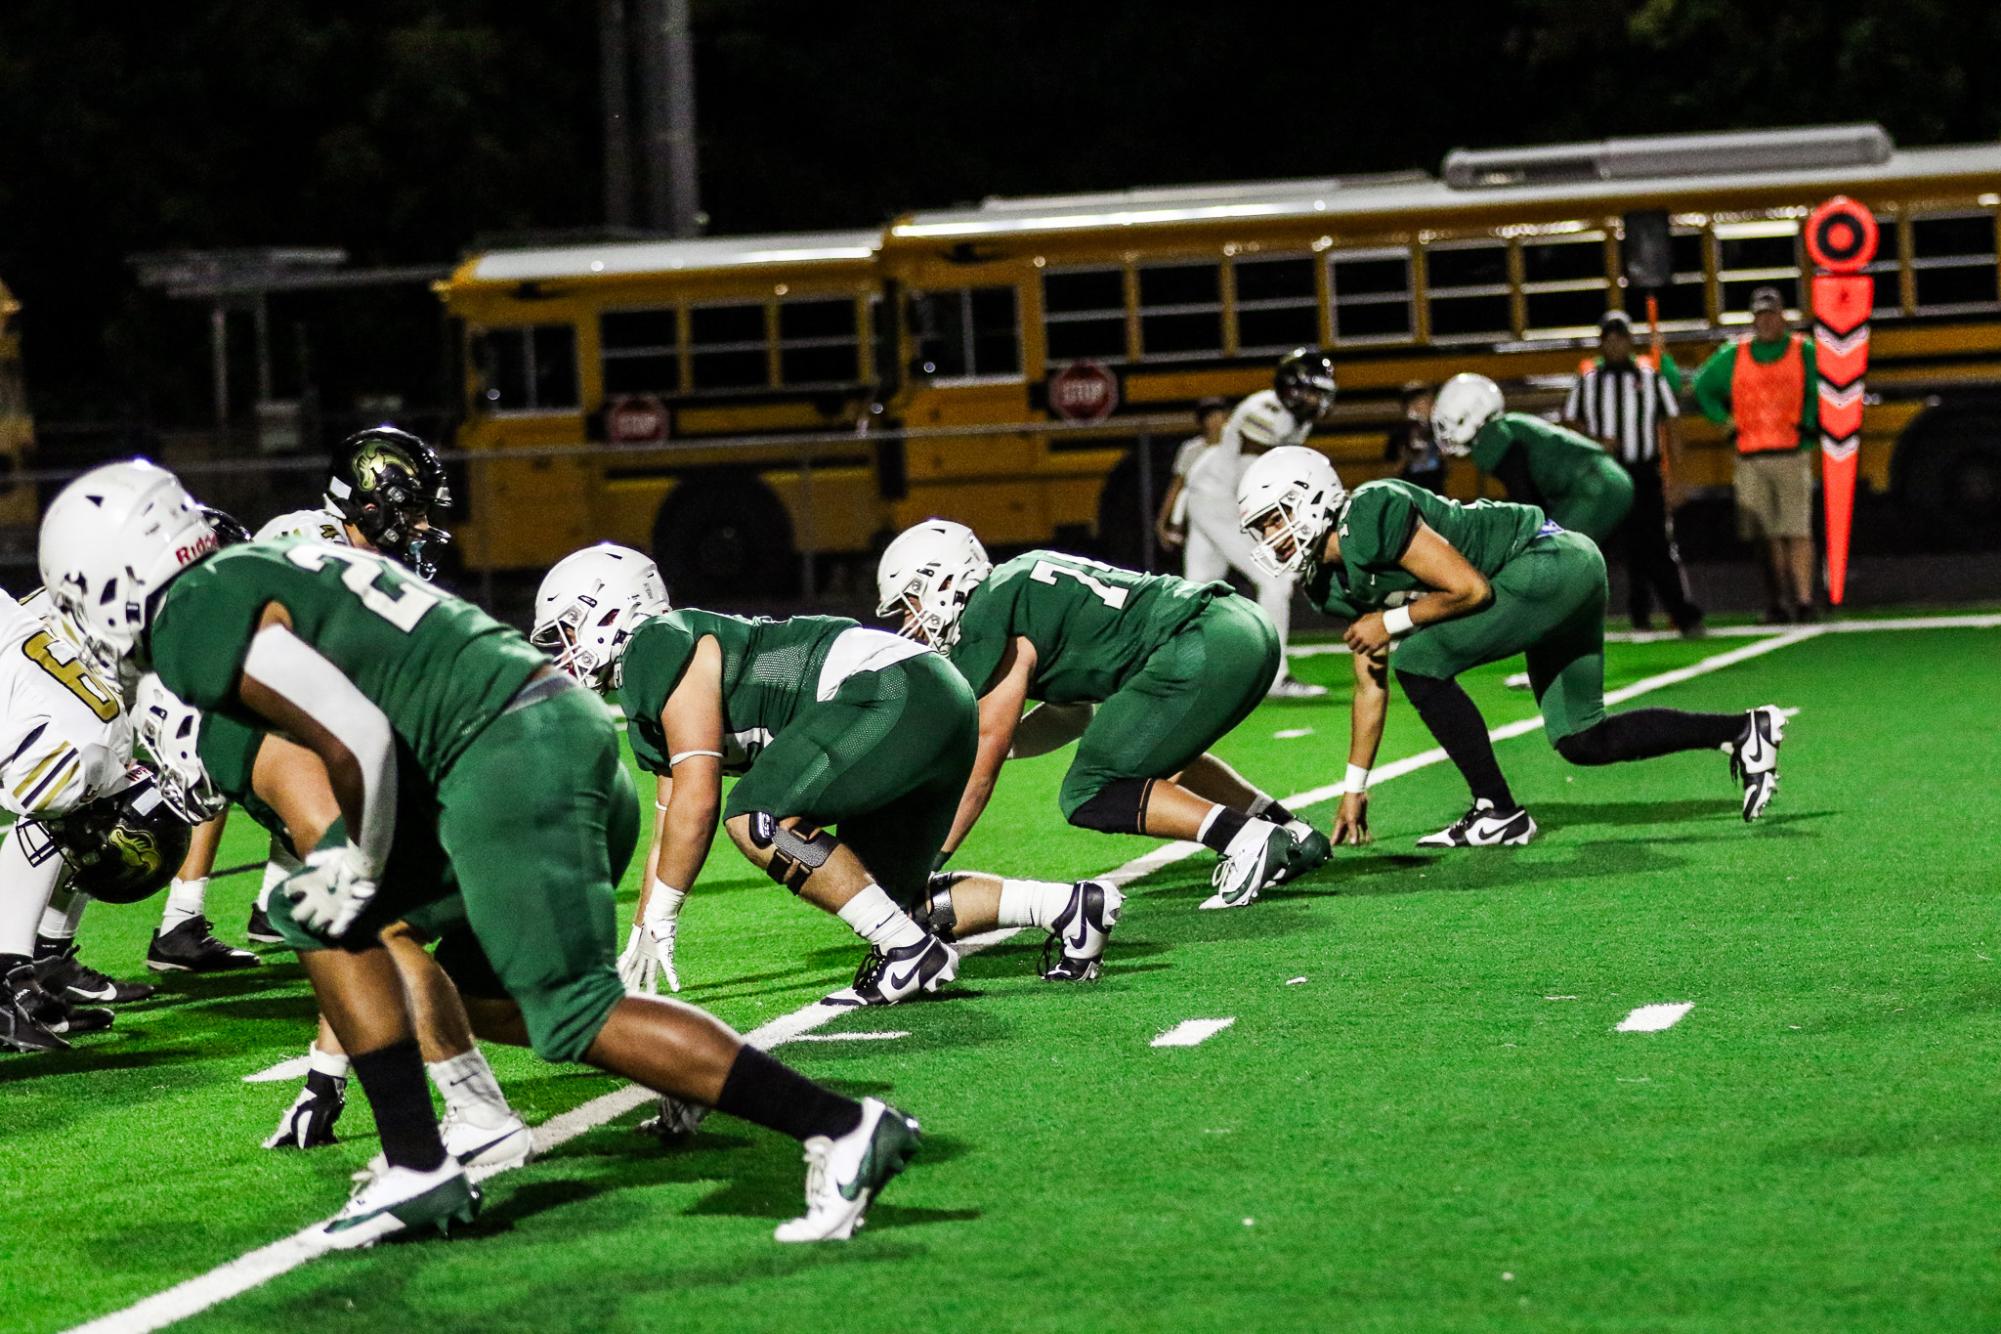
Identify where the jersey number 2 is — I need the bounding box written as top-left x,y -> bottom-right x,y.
285,545 -> 440,633
1029,558 -> 1129,610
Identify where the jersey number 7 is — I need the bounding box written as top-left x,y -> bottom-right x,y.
1030,557 -> 1130,610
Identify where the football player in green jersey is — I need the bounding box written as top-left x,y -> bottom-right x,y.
1432,373 -> 1634,546
1237,447 -> 1787,847
134,673 -> 536,1169
41,461 -> 920,1246
533,545 -> 1122,1004
877,521 -> 1329,909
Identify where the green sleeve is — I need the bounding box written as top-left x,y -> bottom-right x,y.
1657,351 -> 1684,397
623,715 -> 669,774
1691,343 -> 1737,425
1798,339 -> 1818,434
947,593 -> 1009,697
193,713 -> 264,801
1468,418 -> 1513,472
618,616 -> 699,736
1339,486 -> 1417,573
150,565 -> 264,711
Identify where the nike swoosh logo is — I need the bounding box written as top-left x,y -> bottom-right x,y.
452,1127 -> 525,1164
886,963 -> 924,991
1066,891 -> 1092,950
68,982 -> 116,1001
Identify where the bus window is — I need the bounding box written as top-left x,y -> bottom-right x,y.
911,287 -> 1021,380
1910,211 -> 2000,312
1424,240 -> 1512,342
777,297 -> 861,387
1715,220 -> 1801,318
1043,267 -> 1127,362
1866,215 -> 1903,317
1136,262 -> 1224,360
1622,227 -> 1708,326
601,308 -> 682,396
1327,247 -> 1413,344
1521,231 -> 1611,336
1231,255 -> 1318,353
474,325 -> 579,412
688,302 -> 770,390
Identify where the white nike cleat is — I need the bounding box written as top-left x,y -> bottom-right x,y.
1730,704 -> 1787,821
824,934 -> 959,1008
321,1158 -> 480,1250
774,1096 -> 921,1243
1199,819 -> 1290,909
1266,676 -> 1329,700
1268,818 -> 1332,886
443,1105 -> 534,1172
1417,799 -> 1538,848
1040,879 -> 1124,982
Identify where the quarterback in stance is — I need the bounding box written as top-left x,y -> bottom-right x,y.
877,521 -> 1328,909
1236,447 -> 1787,846
534,545 -> 1121,1004
41,461 -> 920,1245
1431,373 -> 1634,547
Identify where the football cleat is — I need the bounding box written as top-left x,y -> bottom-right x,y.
34,942 -> 156,1004
1265,676 -> 1328,700
442,1105 -> 534,1172
637,1093 -> 710,1145
265,1069 -> 348,1150
1269,819 -> 1332,886
147,916 -> 262,973
0,963 -> 70,1054
245,904 -> 284,945
1417,799 -> 1538,848
1039,880 -> 1124,982
826,935 -> 959,1008
1730,705 -> 1787,822
320,1158 -> 481,1250
774,1097 -> 921,1243
1199,819 -> 1290,910
47,1002 -> 114,1036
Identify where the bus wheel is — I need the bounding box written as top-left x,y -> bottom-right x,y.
651,474 -> 798,599
1894,414 -> 2001,549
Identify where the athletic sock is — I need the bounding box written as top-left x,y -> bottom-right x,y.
37,889 -> 84,945
715,1044 -> 863,1143
159,877 -> 208,932
995,878 -> 1074,931
348,1038 -> 447,1172
428,1048 -> 508,1119
1196,805 -> 1250,854
834,884 -> 928,953
1248,795 -> 1297,826
1399,672 -> 1515,809
258,849 -> 293,911
308,1042 -> 351,1081
1557,708 -> 1748,765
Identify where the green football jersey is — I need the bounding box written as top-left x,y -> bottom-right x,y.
1306,479 -> 1547,617
1470,412 -> 1622,504
151,540 -> 544,781
949,551 -> 1223,703
193,712 -> 283,838
617,609 -> 851,775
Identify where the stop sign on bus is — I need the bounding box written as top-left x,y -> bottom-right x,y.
1048,360 -> 1118,425
609,394 -> 668,445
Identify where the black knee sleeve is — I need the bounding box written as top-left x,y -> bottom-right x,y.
1067,778 -> 1154,834
745,813 -> 838,894
1553,726 -> 1617,767
914,873 -> 964,937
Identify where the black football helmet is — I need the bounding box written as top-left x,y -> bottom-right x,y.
326,426 -> 453,578
30,768 -> 192,905
1274,348 -> 1338,422
198,503 -> 252,548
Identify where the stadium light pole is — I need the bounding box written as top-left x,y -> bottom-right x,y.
639,0 -> 702,236
599,0 -> 635,229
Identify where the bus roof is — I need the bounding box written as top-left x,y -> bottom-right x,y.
887,138 -> 2001,242
457,230 -> 881,285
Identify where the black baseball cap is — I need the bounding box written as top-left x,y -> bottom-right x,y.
1599,310 -> 1633,335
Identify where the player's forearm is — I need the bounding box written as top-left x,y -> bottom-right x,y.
1348,658 -> 1388,769
653,794 -> 716,904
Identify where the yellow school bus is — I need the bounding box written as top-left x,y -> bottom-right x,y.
441,125 -> 2001,586
0,278 -> 36,533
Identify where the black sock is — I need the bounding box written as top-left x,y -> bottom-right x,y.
32,936 -> 64,960
349,1039 -> 446,1172
1555,709 -> 1746,766
1249,796 -> 1297,825
716,1045 -> 863,1143
1399,672 -> 1515,809
1198,806 -> 1250,853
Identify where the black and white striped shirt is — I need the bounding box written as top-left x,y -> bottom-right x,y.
1563,362 -> 1678,465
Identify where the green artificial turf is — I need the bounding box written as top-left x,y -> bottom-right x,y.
6,622 -> 1999,1332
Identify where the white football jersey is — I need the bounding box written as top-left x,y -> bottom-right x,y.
1181,390 -> 1314,522
255,504 -> 350,544
0,592 -> 132,821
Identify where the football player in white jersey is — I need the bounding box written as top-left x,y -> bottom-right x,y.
1176,348 -> 1335,699
0,590 -> 191,1050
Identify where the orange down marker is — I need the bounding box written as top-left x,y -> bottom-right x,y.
1805,196 -> 1877,606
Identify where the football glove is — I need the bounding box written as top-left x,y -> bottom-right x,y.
264,1069 -> 347,1150
618,882 -> 686,995
282,844 -> 380,939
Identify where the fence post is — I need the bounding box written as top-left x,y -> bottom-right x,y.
1137,430 -> 1156,572
799,443 -> 816,599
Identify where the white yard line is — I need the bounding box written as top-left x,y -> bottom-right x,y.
1285,609 -> 2001,658
788,1030 -> 911,1043
71,617 -> 1854,1334
1616,1002 -> 1694,1033
1151,1018 -> 1237,1048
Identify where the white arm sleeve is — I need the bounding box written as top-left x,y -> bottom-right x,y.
242,625 -> 397,876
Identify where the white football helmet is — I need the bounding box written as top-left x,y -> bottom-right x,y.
875,520 -> 992,651
1237,446 -> 1346,578
531,543 -> 672,692
132,673 -> 225,823
1431,373 -> 1506,455
38,461 -> 216,679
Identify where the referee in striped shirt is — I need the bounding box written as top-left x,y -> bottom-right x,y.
1563,310 -> 1704,633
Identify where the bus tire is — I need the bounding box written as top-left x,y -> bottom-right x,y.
1891,411 -> 2001,549
651,473 -> 798,599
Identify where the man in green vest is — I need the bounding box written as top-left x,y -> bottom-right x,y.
1693,286 -> 1820,624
